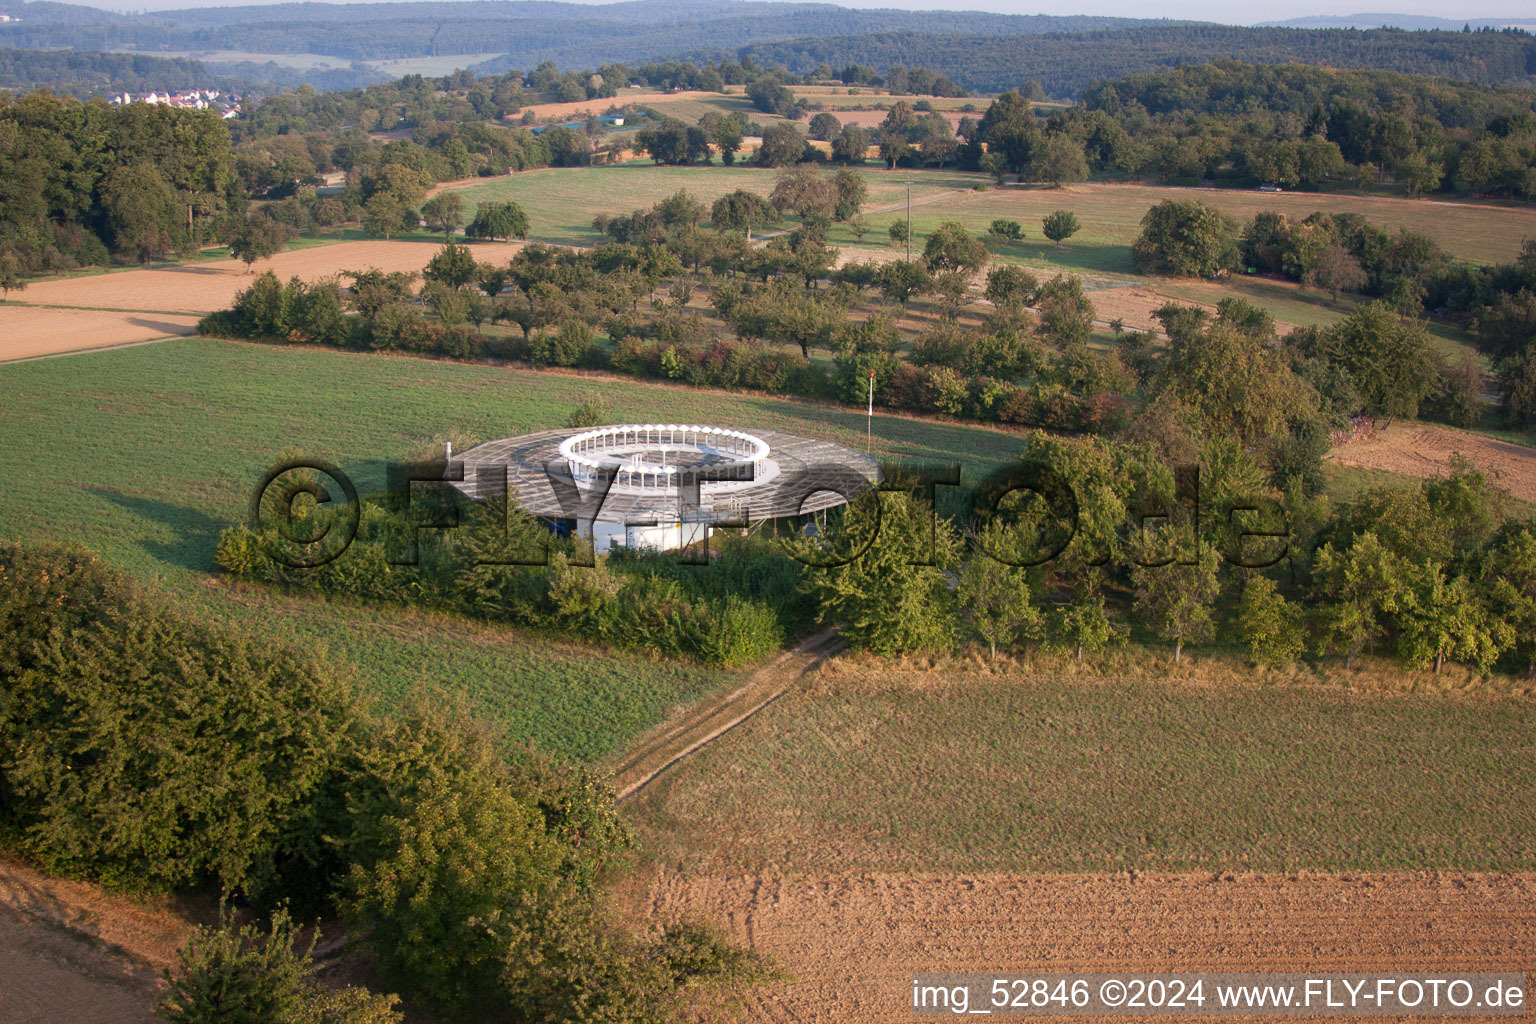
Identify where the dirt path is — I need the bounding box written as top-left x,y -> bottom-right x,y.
610,631 -> 844,801
641,869 -> 1536,1023
0,857 -> 192,1023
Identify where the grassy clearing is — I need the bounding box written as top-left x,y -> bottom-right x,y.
871,182 -> 1536,267
627,657 -> 1536,873
446,163 -> 979,246
0,338 -> 1031,754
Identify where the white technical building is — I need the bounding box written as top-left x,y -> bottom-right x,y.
453,423 -> 879,555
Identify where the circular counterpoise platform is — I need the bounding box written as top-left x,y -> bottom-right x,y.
452,424 -> 880,526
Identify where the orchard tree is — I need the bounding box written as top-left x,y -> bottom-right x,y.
1041,210 -> 1080,246
1324,302 -> 1436,419
988,219 -> 1024,243
799,492 -> 961,656
1047,589 -> 1121,661
922,221 -> 988,277
710,115 -> 745,164
656,190 -> 706,229
361,193 -> 409,240
1485,525 -> 1536,676
1396,562 -> 1509,674
636,118 -> 709,165
1130,199 -> 1240,278
1132,547 -> 1220,663
878,258 -> 931,305
771,166 -> 838,223
1311,532 -> 1406,667
959,521 -> 1044,659
420,192 -> 463,239
984,265 -> 1039,309
808,112 -> 842,141
423,243 -> 479,290
711,190 -> 778,239
1233,575 -> 1305,666
0,249 -> 23,300
755,123 -> 807,168
831,125 -> 871,165
227,213 -> 294,273
1303,243 -> 1367,300
466,201 -> 529,242
1035,274 -> 1095,348
878,135 -> 911,170
832,168 -> 867,220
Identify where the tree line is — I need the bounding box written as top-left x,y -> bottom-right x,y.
0,541 -> 766,1021
719,23 -> 1536,97
0,90 -> 238,276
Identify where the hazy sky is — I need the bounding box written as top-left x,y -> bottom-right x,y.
72,0 -> 1536,28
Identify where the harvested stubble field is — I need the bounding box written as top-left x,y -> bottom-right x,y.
511,90 -> 720,120
1,240 -> 523,361
0,306 -> 204,362
622,658 -> 1536,1021
1329,421 -> 1536,503
634,869 -> 1536,1024
627,659 -> 1536,874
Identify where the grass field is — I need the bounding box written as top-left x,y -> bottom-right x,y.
628,658 -> 1536,873
849,181 -> 1536,269
444,163 -> 981,245
0,338 -> 1032,756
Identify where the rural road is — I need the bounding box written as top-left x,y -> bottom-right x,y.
610,630 -> 844,801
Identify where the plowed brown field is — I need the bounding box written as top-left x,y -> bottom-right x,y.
641,869 -> 1536,1023
1329,422 -> 1536,503
1,240 -> 522,361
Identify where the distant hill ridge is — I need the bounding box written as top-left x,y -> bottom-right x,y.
1261,13 -> 1536,30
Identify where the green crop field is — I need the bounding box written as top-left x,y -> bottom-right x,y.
628,660 -> 1536,873
446,163 -> 981,246
0,338 -> 1031,757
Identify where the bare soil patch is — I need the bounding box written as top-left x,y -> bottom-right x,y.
0,306 -> 203,361
821,109 -> 965,130
1328,421 -> 1536,503
510,90 -> 717,121
638,869 -> 1536,1023
3,241 -> 521,360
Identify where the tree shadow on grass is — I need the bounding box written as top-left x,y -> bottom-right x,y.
86,486 -> 230,574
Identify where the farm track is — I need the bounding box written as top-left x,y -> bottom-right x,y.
0,857 -> 190,1024
610,630 -> 844,801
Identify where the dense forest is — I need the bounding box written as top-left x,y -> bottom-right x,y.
3,0 -> 1535,100
0,92 -> 239,273
0,47 -> 255,97
718,24 -> 1536,96
0,0 -> 1156,73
